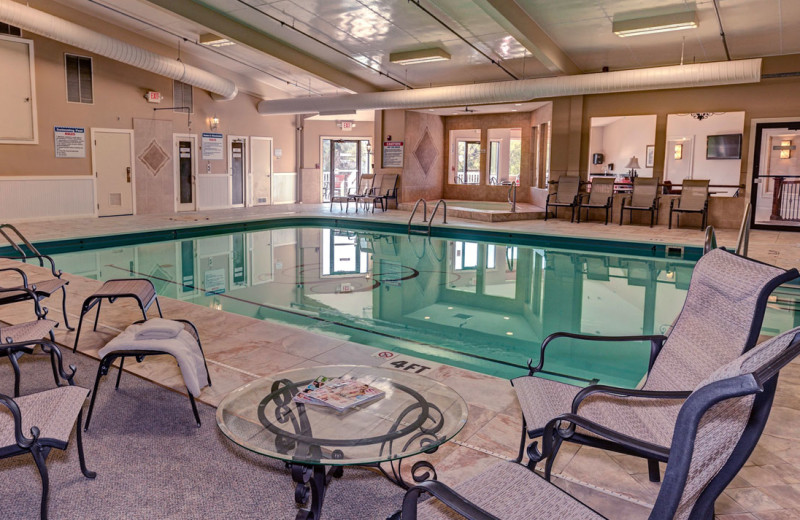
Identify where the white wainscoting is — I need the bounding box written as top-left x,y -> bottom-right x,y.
197,174 -> 230,210
272,172 -> 297,204
0,176 -> 95,221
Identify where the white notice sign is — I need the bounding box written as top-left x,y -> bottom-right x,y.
202,132 -> 224,160
204,268 -> 226,295
383,141 -> 404,168
54,126 -> 86,158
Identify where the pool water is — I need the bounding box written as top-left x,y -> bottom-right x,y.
42,224 -> 799,385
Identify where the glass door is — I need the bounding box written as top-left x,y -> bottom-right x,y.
321,139 -> 370,203
751,122 -> 800,230
456,140 -> 481,184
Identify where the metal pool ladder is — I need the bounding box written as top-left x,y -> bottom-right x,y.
408,199 -> 428,234
0,223 -> 44,263
502,181 -> 517,213
428,200 -> 447,235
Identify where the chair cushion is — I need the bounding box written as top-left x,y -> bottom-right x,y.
0,319 -> 56,344
0,386 -> 89,448
417,461 -> 603,520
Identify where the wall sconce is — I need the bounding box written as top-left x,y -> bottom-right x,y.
209,115 -> 219,131
674,143 -> 683,160
780,140 -> 793,159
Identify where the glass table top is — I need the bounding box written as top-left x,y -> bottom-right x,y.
216,365 -> 469,466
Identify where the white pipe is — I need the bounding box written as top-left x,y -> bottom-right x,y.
258,59 -> 761,115
0,0 -> 237,101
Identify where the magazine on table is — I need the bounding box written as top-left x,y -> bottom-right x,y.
293,375 -> 385,412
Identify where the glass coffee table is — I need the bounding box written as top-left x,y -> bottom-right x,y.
217,365 -> 468,520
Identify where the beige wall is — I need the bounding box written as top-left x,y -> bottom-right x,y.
402,111 -> 444,203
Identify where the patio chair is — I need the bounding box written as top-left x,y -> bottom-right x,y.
544,176 -> 580,222
1,285 -> 58,397
346,174 -> 374,213
511,248 -> 797,482
364,174 -> 399,212
397,327 -> 800,520
330,174 -> 373,212
619,178 -> 660,227
0,339 -> 95,520
669,179 -> 710,230
576,177 -> 614,224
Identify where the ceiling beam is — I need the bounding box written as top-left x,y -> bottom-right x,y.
145,0 -> 380,94
473,0 -> 581,75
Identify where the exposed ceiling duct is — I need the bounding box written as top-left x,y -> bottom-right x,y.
0,0 -> 238,101
258,59 -> 761,115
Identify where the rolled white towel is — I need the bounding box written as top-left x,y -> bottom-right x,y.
134,318 -> 184,340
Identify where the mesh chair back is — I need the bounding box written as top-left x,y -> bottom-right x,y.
555,176 -> 580,203
587,177 -> 614,205
379,174 -> 399,195
630,178 -> 659,207
659,327 -> 800,519
357,175 -> 374,195
644,248 -> 795,391
679,179 -> 710,211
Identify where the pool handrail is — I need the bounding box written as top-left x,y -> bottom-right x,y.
703,225 -> 717,255
408,199 -> 428,234
502,181 -> 517,213
736,202 -> 752,257
428,200 -> 448,236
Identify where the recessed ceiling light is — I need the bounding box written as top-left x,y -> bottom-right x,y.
514,103 -> 522,106
390,47 -> 451,65
506,332 -> 514,336
200,33 -> 235,47
613,7 -> 698,37
511,109 -> 517,112
424,316 -> 430,320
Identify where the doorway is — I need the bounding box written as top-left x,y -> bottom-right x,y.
92,129 -> 134,217
228,136 -> 247,207
250,136 -> 273,206
751,122 -> 800,230
321,138 -> 370,203
174,134 -> 197,212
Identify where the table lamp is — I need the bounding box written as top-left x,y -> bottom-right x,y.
625,156 -> 641,178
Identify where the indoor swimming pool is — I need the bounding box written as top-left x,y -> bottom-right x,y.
18,220 -> 800,385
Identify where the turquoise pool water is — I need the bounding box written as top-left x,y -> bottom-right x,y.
22,221 -> 798,385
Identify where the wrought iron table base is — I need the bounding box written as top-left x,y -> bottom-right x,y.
290,462 -> 343,520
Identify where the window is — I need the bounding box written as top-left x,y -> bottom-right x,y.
0,23 -> 21,36
449,129 -> 481,184
486,128 -> 521,185
173,80 -> 193,113
65,54 -> 93,104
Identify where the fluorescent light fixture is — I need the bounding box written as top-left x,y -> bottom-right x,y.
613,9 -> 698,37
390,47 -> 450,65
200,33 -> 235,47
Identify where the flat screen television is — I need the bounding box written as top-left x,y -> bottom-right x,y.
706,134 -> 742,160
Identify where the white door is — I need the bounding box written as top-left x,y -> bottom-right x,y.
174,134 -> 197,212
228,136 -> 247,207
250,137 -> 272,206
93,130 -> 134,216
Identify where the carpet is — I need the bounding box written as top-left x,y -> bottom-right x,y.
0,348 -> 404,519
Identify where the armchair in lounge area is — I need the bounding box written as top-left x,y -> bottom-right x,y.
510,248 -> 797,482
544,176 -> 580,222
577,177 -> 614,224
397,326 -> 800,520
669,179 -> 710,230
619,178 -> 660,227
0,340 -> 95,520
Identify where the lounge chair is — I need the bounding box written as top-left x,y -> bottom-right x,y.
669,179 -> 710,230
330,174 -> 373,212
0,285 -> 58,397
576,177 -> 614,224
619,178 -> 660,227
0,339 -> 96,520
0,224 -> 72,330
364,174 -> 399,212
544,176 -> 580,222
511,248 -> 797,482
397,326 -> 800,520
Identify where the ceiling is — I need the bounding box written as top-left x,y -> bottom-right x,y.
47,0 -> 800,104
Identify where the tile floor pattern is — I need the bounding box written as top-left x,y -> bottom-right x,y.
2,203 -> 800,519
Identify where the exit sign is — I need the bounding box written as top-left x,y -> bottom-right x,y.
146,91 -> 162,103
340,121 -> 353,131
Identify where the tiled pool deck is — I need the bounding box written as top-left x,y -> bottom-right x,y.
2,203 -> 800,519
